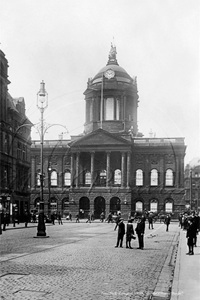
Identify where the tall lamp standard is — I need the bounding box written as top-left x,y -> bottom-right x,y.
36,81 -> 48,237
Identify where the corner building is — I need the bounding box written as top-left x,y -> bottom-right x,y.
0,50 -> 32,221
31,46 -> 186,219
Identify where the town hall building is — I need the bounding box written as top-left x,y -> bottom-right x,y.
30,45 -> 186,219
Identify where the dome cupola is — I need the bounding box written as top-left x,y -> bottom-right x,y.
84,44 -> 139,137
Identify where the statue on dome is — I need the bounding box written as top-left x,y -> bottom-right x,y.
109,43 -> 117,60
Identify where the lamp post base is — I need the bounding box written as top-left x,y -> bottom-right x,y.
36,212 -> 47,237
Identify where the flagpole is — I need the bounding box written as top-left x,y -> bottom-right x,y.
100,72 -> 104,129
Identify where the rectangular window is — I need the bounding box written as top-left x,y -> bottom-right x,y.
104,98 -> 114,120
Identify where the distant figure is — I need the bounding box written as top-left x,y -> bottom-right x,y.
164,214 -> 171,231
115,218 -> 125,248
76,212 -> 80,223
135,217 -> 145,250
69,212 -> 72,221
148,213 -> 154,229
51,213 -> 55,225
100,212 -> 104,222
86,211 -> 91,223
57,212 -> 63,225
126,219 -> 135,249
24,211 -> 29,228
107,212 -> 113,223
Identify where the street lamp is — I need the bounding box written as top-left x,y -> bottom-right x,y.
48,163 -> 52,218
36,81 -> 48,237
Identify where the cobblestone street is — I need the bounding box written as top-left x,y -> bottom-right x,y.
0,221 -> 179,300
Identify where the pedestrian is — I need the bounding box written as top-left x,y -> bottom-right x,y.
91,211 -> 95,221
186,217 -> 196,255
57,212 -> 63,225
115,218 -> 125,248
114,212 -> 121,230
164,214 -> 171,231
100,211 -> 104,222
24,211 -> 29,228
107,212 -> 113,223
86,211 -> 91,223
2,210 -> 6,231
51,213 -> 55,225
126,219 -> 135,249
148,213 -> 154,229
76,212 -> 80,223
69,212 -> 72,221
135,216 -> 145,249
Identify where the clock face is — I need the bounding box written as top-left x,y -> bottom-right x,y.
104,69 -> 115,79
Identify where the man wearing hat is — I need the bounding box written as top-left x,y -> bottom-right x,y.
115,218 -> 125,248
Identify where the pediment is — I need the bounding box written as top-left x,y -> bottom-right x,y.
70,129 -> 131,150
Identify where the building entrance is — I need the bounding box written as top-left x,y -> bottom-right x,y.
94,196 -> 105,219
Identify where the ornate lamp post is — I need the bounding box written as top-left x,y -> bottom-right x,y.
36,81 -> 48,237
48,163 -> 52,218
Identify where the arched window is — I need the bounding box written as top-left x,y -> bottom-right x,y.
114,169 -> 121,185
51,171 -> 57,186
64,170 -> 71,186
165,200 -> 173,213
85,171 -> 91,185
165,169 -> 173,186
136,169 -> 143,186
150,169 -> 158,186
135,201 -> 143,212
150,199 -> 158,212
100,170 -> 107,186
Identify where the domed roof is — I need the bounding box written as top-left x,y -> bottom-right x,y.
91,44 -> 134,86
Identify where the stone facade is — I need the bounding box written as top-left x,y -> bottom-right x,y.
0,50 -> 32,222
30,45 -> 186,219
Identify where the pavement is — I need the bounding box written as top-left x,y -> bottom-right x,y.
170,226 -> 200,300
0,220 -> 200,300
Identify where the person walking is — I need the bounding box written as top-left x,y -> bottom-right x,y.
86,211 -> 91,223
126,219 -> 135,249
186,217 -> 196,255
75,212 -> 80,223
164,214 -> 171,231
148,213 -> 154,229
57,212 -> 63,225
100,211 -> 104,222
24,211 -> 29,228
115,218 -> 125,248
51,213 -> 55,225
135,216 -> 145,250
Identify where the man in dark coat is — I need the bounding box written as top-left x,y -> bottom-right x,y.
186,218 -> 197,255
164,214 -> 171,231
135,217 -> 145,249
148,213 -> 154,229
115,218 -> 125,248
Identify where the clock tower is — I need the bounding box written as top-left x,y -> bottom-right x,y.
84,44 -> 139,138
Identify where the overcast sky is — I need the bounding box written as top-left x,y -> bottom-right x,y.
1,0 -> 199,164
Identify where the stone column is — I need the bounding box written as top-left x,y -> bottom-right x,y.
75,152 -> 80,188
106,152 -> 111,187
90,152 -> 94,187
126,152 -> 131,187
121,152 -> 126,188
70,154 -> 74,187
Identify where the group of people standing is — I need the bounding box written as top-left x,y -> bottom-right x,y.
114,214 -> 145,250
